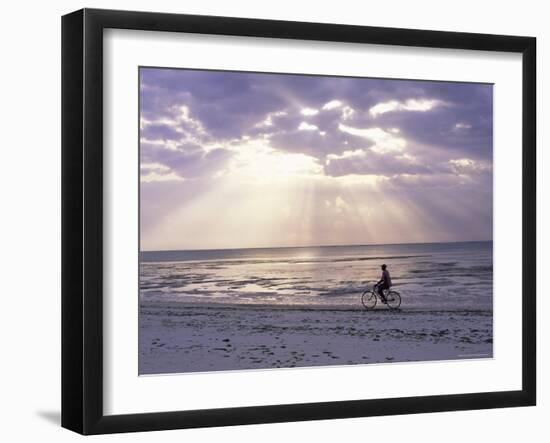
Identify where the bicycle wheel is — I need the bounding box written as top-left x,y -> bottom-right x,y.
386,291 -> 401,309
361,290 -> 377,310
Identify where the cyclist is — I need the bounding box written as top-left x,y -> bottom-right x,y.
376,264 -> 392,304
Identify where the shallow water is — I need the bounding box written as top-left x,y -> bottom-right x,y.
140,241 -> 492,310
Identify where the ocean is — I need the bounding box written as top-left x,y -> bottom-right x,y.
139,241 -> 493,311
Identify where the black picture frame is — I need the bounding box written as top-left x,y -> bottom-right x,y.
61,8 -> 536,435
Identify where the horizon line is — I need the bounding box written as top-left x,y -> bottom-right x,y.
140,239 -> 493,254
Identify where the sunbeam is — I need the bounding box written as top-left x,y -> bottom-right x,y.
139,67 -> 492,251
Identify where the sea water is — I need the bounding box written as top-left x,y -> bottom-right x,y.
139,241 -> 492,310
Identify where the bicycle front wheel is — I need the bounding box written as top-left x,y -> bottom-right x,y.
361,290 -> 377,310
386,291 -> 401,309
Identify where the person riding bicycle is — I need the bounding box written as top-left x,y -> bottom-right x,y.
376,264 -> 392,304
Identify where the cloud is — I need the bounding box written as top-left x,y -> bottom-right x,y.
141,170 -> 185,183
325,149 -> 431,177
140,69 -> 493,183
140,162 -> 184,182
322,100 -> 342,110
447,158 -> 491,175
341,106 -> 355,120
268,127 -> 342,159
139,68 -> 493,248
369,84 -> 492,161
254,110 -> 287,128
300,107 -> 319,116
141,140 -> 234,181
298,121 -> 319,131
140,122 -> 182,142
369,98 -> 445,117
338,124 -> 406,153
141,67 -> 492,161
454,122 -> 472,129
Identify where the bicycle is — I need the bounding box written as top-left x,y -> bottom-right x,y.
361,283 -> 402,310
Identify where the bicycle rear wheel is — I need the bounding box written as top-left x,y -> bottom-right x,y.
361,290 -> 377,310
386,291 -> 401,309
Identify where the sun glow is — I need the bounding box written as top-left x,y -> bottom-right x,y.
227,144 -> 322,182
140,68 -> 493,250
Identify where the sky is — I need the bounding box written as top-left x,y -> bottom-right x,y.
140,67 -> 493,251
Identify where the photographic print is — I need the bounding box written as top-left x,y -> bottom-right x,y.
138,67 -> 493,375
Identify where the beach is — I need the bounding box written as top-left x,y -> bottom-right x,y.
139,241 -> 493,374
139,302 -> 492,375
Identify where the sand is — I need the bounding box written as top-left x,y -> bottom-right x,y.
139,302 -> 493,375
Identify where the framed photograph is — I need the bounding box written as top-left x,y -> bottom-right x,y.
61,8 -> 536,435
